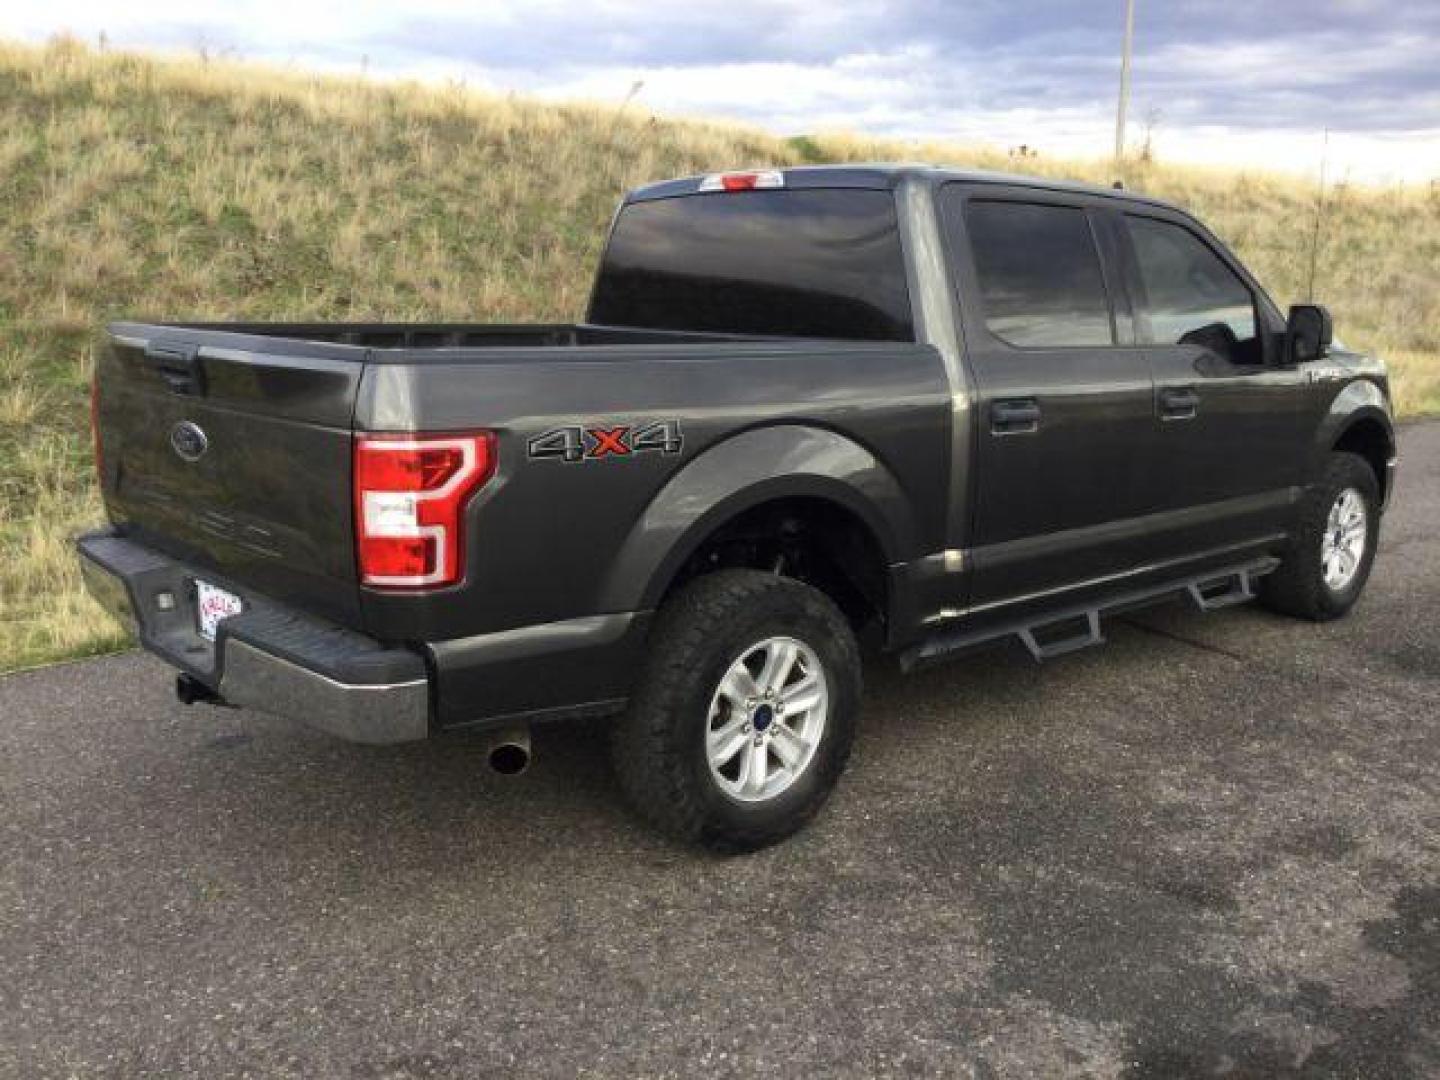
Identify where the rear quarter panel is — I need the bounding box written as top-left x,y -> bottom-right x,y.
354,342 -> 952,641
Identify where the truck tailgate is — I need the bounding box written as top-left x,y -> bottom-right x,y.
96,324 -> 366,627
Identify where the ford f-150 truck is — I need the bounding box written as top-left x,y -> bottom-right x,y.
79,165 -> 1397,851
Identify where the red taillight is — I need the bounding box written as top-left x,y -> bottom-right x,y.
90,371 -> 103,480
353,432 -> 496,589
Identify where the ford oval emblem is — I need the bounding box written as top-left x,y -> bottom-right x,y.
170,421 -> 208,462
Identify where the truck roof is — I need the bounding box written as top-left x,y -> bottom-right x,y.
626,163 -> 1181,213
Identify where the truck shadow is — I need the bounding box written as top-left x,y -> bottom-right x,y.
134,588 -> 1393,881
158,607 -> 1225,870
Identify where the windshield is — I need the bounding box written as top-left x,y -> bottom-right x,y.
589,189 -> 914,341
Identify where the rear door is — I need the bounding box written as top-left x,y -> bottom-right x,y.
939,185 -> 1155,610
96,324 -> 366,625
1111,210 -> 1304,559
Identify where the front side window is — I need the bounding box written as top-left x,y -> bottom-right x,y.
962,201 -> 1114,348
1126,215 -> 1259,364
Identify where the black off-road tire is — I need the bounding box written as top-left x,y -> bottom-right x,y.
1260,451 -> 1381,621
610,570 -> 862,853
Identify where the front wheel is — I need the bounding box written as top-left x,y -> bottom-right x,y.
1260,451 -> 1381,621
610,570 -> 861,852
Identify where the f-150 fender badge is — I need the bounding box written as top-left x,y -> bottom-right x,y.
527,421 -> 683,463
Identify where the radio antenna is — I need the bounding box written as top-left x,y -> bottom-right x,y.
1306,129 -> 1330,302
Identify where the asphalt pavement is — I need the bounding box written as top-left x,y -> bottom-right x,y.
3,423 -> 1438,1078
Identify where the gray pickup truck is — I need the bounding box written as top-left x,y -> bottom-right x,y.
79,165 -> 1396,850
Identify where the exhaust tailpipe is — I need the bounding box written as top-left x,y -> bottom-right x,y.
484,725 -> 531,775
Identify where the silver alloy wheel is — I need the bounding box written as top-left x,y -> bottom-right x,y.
705,636 -> 829,803
1321,486 -> 1368,592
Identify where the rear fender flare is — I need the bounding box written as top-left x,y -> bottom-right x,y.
598,425 -> 915,613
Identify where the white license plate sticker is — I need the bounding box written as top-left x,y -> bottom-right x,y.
195,580 -> 244,641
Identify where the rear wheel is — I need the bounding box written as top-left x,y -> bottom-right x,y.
1260,452 -> 1380,621
611,569 -> 861,852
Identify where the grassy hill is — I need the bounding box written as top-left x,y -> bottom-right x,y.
1,36 -> 1436,673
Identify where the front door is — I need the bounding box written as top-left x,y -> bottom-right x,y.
940,186 -> 1155,612
1114,209 -> 1306,561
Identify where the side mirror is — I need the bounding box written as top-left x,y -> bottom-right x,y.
1285,304 -> 1332,364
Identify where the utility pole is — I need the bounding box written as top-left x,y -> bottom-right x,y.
1114,0 -> 1135,162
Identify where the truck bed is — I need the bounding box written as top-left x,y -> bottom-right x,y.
97,321 -> 953,674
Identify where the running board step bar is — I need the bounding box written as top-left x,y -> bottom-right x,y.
901,556 -> 1280,671
1186,566 -> 1262,611
1018,610 -> 1103,662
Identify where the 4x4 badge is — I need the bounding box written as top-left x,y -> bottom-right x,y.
528,420 -> 683,463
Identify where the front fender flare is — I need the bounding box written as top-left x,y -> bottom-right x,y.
598,424 -> 917,613
1310,380 -> 1395,473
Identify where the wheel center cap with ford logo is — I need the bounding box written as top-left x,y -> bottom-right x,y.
170,421 -> 208,462
751,703 -> 774,732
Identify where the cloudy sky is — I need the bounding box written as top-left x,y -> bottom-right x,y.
6,0 -> 1439,182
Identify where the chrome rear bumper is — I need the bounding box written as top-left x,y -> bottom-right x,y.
77,530 -> 429,744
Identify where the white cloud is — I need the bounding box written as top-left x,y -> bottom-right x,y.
4,0 -> 1437,183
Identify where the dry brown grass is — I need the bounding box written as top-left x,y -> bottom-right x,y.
0,36 -> 1435,672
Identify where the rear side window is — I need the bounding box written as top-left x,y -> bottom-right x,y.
963,201 -> 1113,348
1126,215 -> 1258,363
589,189 -> 913,341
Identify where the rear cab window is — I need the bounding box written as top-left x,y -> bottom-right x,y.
588,189 -> 914,341
961,200 -> 1115,348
